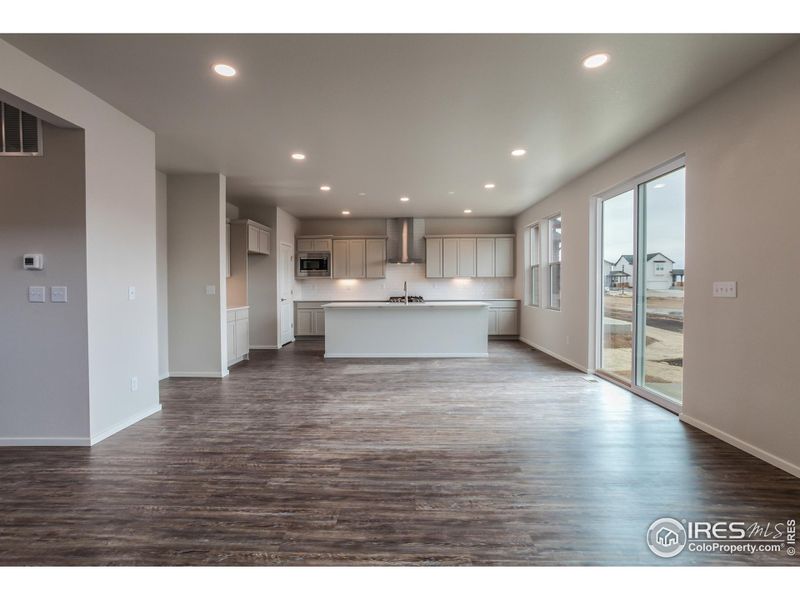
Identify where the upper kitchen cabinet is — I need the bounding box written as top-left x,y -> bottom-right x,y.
494,237 -> 514,277
426,234 -> 515,278
296,236 -> 332,252
238,220 -> 271,255
365,238 -> 386,278
332,237 -> 386,279
425,237 -> 443,278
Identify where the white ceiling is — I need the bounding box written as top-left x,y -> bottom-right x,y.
4,34 -> 796,218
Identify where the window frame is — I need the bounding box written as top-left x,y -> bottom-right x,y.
528,224 -> 540,307
547,213 -> 562,311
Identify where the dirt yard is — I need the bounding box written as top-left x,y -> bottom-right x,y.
601,289 -> 684,401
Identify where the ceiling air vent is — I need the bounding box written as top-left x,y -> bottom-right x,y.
1,102 -> 42,156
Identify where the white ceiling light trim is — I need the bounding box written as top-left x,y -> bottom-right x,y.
582,53 -> 610,69
212,63 -> 237,77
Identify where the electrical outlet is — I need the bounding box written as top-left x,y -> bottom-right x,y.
713,281 -> 737,298
130,376 -> 138,392
128,286 -> 136,300
206,285 -> 216,295
28,286 -> 46,303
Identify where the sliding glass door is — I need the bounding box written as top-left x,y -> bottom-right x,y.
600,190 -> 634,383
598,162 -> 685,407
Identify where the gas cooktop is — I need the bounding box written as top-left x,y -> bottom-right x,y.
388,295 -> 425,303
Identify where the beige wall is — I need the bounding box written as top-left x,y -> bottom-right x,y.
0,40 -> 160,444
514,42 -> 800,475
156,171 -> 169,379
0,124 -> 90,442
167,174 -> 227,376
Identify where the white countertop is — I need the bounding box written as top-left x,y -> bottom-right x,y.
298,298 -> 519,303
323,301 -> 489,309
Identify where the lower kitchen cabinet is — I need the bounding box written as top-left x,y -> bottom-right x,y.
481,300 -> 519,336
295,302 -> 326,336
226,307 -> 250,366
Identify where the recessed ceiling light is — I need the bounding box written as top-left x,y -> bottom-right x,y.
448,191 -> 455,195
400,196 -> 410,202
291,153 -> 306,161
464,209 -> 472,214
341,210 -> 350,215
582,53 -> 609,69
358,192 -> 366,196
654,183 -> 666,189
484,183 -> 495,189
511,149 -> 526,157
320,185 -> 331,192
213,64 -> 237,77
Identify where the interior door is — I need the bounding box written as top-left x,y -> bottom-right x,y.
279,242 -> 294,346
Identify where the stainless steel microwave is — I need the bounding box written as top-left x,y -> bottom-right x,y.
296,252 -> 331,277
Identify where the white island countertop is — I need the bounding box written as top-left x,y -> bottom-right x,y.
323,301 -> 488,309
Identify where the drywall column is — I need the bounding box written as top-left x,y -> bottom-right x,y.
167,174 -> 228,377
0,40 -> 161,445
156,171 -> 169,379
0,124 -> 90,444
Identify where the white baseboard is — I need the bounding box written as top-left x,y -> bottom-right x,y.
159,372 -> 170,381
167,371 -> 227,378
0,436 -> 90,447
90,403 -> 162,446
324,352 -> 489,358
250,345 -> 279,350
679,414 -> 800,479
519,336 -> 588,373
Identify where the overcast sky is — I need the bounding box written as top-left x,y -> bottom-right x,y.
602,168 -> 685,269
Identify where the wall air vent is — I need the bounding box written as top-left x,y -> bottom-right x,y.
1,102 -> 42,156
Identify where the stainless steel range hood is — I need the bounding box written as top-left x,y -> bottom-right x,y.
386,218 -> 425,264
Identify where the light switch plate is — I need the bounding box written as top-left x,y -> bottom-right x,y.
128,286 -> 136,300
206,285 -> 216,296
130,376 -> 138,392
51,286 -> 68,303
28,286 -> 46,303
713,281 -> 737,298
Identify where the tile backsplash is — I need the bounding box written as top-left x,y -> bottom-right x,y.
296,263 -> 516,301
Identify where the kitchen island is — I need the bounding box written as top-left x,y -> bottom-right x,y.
323,301 -> 489,358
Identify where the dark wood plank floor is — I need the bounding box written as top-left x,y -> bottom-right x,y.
1,340 -> 798,565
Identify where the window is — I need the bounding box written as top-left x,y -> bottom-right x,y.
654,261 -> 666,273
548,214 -> 562,309
529,224 -> 540,306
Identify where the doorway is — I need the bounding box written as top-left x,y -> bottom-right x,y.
597,159 -> 685,410
279,242 -> 294,346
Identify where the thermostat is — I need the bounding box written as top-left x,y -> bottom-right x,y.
23,254 -> 44,270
